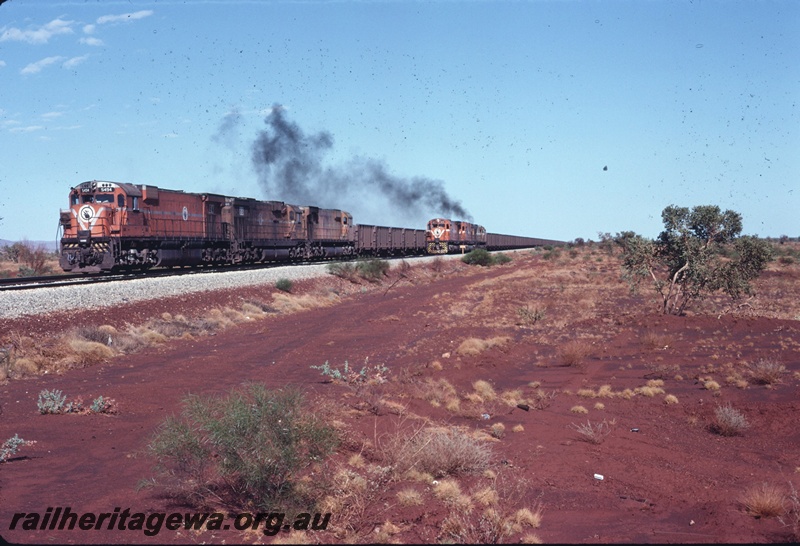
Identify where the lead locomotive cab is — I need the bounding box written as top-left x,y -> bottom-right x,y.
59,180 -> 138,272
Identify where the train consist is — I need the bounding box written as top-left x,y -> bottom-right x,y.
58,180 -> 560,273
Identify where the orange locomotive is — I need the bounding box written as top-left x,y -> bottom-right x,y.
59,180 -> 354,272
426,218 -> 487,254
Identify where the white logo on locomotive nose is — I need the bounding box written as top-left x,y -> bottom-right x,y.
433,228 -> 444,238
79,205 -> 93,222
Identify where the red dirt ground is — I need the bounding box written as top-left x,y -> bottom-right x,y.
1,251 -> 799,544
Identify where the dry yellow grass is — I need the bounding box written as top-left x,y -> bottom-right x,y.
513,505 -> 543,528
68,338 -> 114,365
741,483 -> 786,517
558,338 -> 593,367
456,336 -> 510,357
664,394 -> 679,405
704,380 -> 721,391
490,423 -> 506,439
570,405 -> 588,414
271,292 -> 330,313
500,388 -> 524,407
472,380 -> 497,401
472,485 -> 499,507
396,488 -> 424,506
418,377 -> 458,407
433,479 -> 463,502
635,385 -> 665,397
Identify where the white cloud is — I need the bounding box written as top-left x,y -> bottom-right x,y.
1,18 -> 75,45
0,60 -> 6,68
21,56 -> 64,75
80,37 -> 104,47
83,24 -> 96,34
63,55 -> 89,69
9,125 -> 43,134
41,112 -> 64,120
96,10 -> 154,25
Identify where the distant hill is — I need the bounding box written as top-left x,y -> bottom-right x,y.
0,239 -> 59,252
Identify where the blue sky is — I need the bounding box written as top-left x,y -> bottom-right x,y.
1,0 -> 797,244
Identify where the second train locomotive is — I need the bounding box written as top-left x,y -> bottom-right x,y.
59,180 -> 558,273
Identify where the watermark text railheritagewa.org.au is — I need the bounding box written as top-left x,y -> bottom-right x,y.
8,507 -> 331,537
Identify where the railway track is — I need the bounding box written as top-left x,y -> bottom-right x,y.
0,264 -> 281,291
0,254 -> 430,292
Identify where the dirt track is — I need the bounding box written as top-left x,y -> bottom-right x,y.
1,252 -> 799,544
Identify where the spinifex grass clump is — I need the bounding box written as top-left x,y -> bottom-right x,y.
146,384 -> 338,511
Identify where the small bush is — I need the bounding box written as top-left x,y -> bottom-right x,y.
517,306 -> 546,326
570,419 -> 611,444
490,423 -> 506,439
558,339 -> 592,367
712,403 -> 749,436
275,278 -> 293,293
147,384 -> 338,511
462,248 -> 493,266
326,261 -> 358,281
38,389 -> 67,414
38,389 -> 116,415
383,426 -> 492,479
310,359 -> 389,385
741,483 -> 786,518
0,434 -> 36,463
429,256 -> 445,273
748,358 -> 786,385
90,396 -> 118,414
357,259 -> 390,281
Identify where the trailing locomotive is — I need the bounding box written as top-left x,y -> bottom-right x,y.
58,180 -> 559,273
425,218 -> 487,254
425,218 -> 562,254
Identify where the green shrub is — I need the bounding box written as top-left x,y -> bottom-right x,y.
37,389 -> 115,415
310,359 -> 389,385
1,435 -> 36,463
357,259 -> 390,281
461,248 -> 493,266
275,278 -> 293,292
37,389 -> 67,414
146,384 -> 338,511
327,261 -> 358,281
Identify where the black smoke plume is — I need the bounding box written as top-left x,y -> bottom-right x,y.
250,105 -> 471,225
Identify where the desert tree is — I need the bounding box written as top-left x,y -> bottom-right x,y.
621,205 -> 772,315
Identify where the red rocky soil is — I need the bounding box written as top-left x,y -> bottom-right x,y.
1,252 -> 799,544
